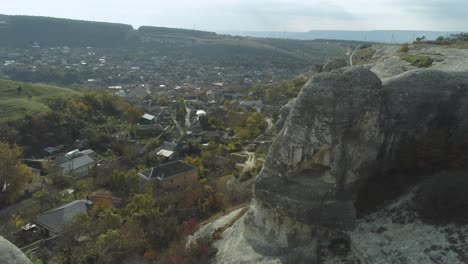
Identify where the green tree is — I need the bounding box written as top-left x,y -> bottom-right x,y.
0,142 -> 32,204
108,170 -> 139,197
125,193 -> 155,219
159,95 -> 169,106
236,111 -> 267,141
125,106 -> 143,124
33,189 -> 51,209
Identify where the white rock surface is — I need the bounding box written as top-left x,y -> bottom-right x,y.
0,236 -> 32,264
352,189 -> 468,264
213,213 -> 282,264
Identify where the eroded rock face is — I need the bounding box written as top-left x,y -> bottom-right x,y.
256,67 -> 383,231
0,236 -> 32,264
215,65 -> 468,263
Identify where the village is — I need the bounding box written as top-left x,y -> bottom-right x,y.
0,67 -> 277,260
0,44 -> 303,90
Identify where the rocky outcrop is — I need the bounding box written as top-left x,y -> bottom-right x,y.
321,58 -> 349,73
353,45 -> 468,80
0,236 -> 32,264
211,53 -> 468,263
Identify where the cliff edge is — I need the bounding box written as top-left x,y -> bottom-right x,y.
195,46 -> 468,264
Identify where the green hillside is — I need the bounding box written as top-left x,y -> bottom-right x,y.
0,15 -> 345,64
0,79 -> 78,122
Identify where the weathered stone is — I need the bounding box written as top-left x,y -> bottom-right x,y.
274,98 -> 296,133
0,236 -> 32,264
255,67 -> 383,231
207,46 -> 468,264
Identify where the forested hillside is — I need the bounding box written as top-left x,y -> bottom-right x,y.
0,15 -> 345,67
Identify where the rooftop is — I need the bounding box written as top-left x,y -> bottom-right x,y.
141,113 -> 156,120
157,149 -> 175,158
157,141 -> 178,151
139,160 -> 197,181
35,199 -> 92,234
58,154 -> 95,171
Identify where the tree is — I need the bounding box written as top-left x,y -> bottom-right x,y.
125,193 -> 155,219
208,116 -> 225,130
436,36 -> 445,42
159,95 -> 169,106
33,189 -> 51,209
236,111 -> 267,141
0,142 -> 32,204
108,170 -> 139,198
415,36 -> 426,42
125,106 -> 143,124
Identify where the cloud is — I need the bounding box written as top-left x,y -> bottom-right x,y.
402,0 -> 468,19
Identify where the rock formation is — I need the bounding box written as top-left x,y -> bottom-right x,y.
0,236 -> 32,264
206,45 -> 468,264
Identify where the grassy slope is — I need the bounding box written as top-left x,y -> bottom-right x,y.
0,79 -> 78,122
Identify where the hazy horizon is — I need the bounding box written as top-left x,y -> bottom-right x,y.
1,0 -> 467,32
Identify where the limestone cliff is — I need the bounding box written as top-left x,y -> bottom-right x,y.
200,46 -> 468,264
0,236 -> 32,264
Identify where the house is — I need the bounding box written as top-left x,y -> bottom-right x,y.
223,93 -> 243,101
88,192 -> 123,208
230,153 -> 249,163
240,100 -> 263,110
196,131 -> 228,143
35,199 -> 93,237
211,82 -> 224,89
138,113 -> 156,125
57,149 -> 96,177
154,141 -> 178,160
42,145 -> 65,157
79,149 -> 96,159
138,160 -> 198,190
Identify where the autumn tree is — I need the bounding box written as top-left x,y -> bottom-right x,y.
0,142 -> 32,204
125,106 -> 143,124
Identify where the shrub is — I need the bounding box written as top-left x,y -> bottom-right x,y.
400,44 -> 409,53
400,54 -> 433,67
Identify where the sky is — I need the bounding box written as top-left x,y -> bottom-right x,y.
1,0 -> 467,32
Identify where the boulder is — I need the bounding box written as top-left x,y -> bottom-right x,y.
0,236 -> 32,264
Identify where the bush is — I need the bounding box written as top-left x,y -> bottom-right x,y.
415,171 -> 468,224
400,54 -> 433,67
400,44 -> 409,53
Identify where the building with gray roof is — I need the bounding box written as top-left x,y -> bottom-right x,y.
138,160 -> 198,190
35,200 -> 92,237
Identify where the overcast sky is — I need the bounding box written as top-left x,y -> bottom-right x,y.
1,0 -> 467,32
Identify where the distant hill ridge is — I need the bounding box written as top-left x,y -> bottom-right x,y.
0,14 -> 218,48
0,14 -> 347,74
222,30 -> 461,43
